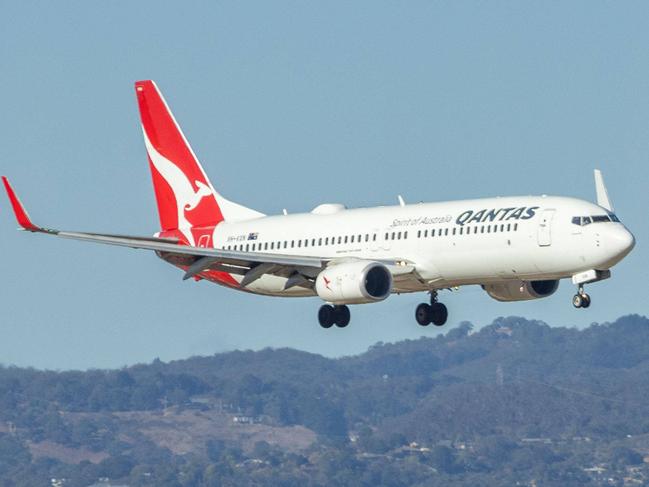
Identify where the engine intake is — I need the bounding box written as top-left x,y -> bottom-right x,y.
483,279 -> 559,302
316,261 -> 392,304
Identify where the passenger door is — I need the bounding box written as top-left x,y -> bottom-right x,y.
537,209 -> 555,246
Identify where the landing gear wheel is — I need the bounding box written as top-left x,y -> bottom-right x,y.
415,303 -> 432,326
573,284 -> 592,309
334,305 -> 350,328
318,305 -> 335,328
430,303 -> 448,326
572,294 -> 583,308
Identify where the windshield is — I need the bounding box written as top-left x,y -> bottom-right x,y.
571,213 -> 619,226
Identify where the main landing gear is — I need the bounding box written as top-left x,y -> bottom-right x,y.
318,304 -> 351,328
572,285 -> 591,309
415,291 -> 448,327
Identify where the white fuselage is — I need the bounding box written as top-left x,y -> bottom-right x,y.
202,195 -> 634,297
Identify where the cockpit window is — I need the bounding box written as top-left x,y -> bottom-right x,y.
591,215 -> 609,223
571,214 -> 619,226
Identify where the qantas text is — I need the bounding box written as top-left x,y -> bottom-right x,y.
456,206 -> 540,226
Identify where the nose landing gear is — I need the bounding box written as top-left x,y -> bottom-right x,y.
415,291 -> 448,327
572,285 -> 591,309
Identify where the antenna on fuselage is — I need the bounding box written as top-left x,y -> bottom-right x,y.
397,195 -> 405,207
594,169 -> 614,212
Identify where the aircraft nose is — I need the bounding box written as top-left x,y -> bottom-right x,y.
607,226 -> 635,259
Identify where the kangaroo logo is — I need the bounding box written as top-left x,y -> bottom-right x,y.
323,276 -> 332,291
143,130 -> 216,246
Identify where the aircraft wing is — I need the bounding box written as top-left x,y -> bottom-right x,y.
2,177 -> 416,288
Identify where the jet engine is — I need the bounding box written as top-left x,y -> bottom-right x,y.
315,261 -> 392,305
483,279 -> 559,302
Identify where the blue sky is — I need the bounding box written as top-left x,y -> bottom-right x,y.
1,1 -> 648,370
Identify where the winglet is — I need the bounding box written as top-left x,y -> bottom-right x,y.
594,169 -> 614,212
2,177 -> 42,232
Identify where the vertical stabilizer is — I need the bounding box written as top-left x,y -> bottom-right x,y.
594,169 -> 614,212
134,80 -> 264,241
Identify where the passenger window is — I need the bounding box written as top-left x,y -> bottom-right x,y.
445,228 -> 449,236
385,233 -> 389,240
351,235 -> 355,243
404,231 -> 408,239
452,228 -> 456,235
373,234 -> 377,241
397,232 -> 402,240
514,223 -> 519,231
344,236 -> 348,244
365,234 -> 369,242
291,240 -> 295,248
318,238 -> 322,246
417,230 -> 421,238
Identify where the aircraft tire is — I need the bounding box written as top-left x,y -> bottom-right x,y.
431,303 -> 448,326
572,294 -> 583,308
318,305 -> 335,328
415,303 -> 432,326
334,305 -> 351,328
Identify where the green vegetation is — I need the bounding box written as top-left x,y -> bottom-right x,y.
1,315 -> 649,486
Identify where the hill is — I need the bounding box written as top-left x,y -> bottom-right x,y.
2,315 -> 649,486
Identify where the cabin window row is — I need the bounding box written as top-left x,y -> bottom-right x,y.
225,233 -> 379,252
417,223 -> 518,238
224,223 -> 519,252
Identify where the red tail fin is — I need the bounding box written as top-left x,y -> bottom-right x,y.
135,80 -> 223,235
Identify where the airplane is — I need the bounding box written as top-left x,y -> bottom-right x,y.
2,80 -> 635,329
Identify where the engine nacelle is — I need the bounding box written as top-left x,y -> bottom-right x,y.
315,261 -> 393,305
483,279 -> 559,302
